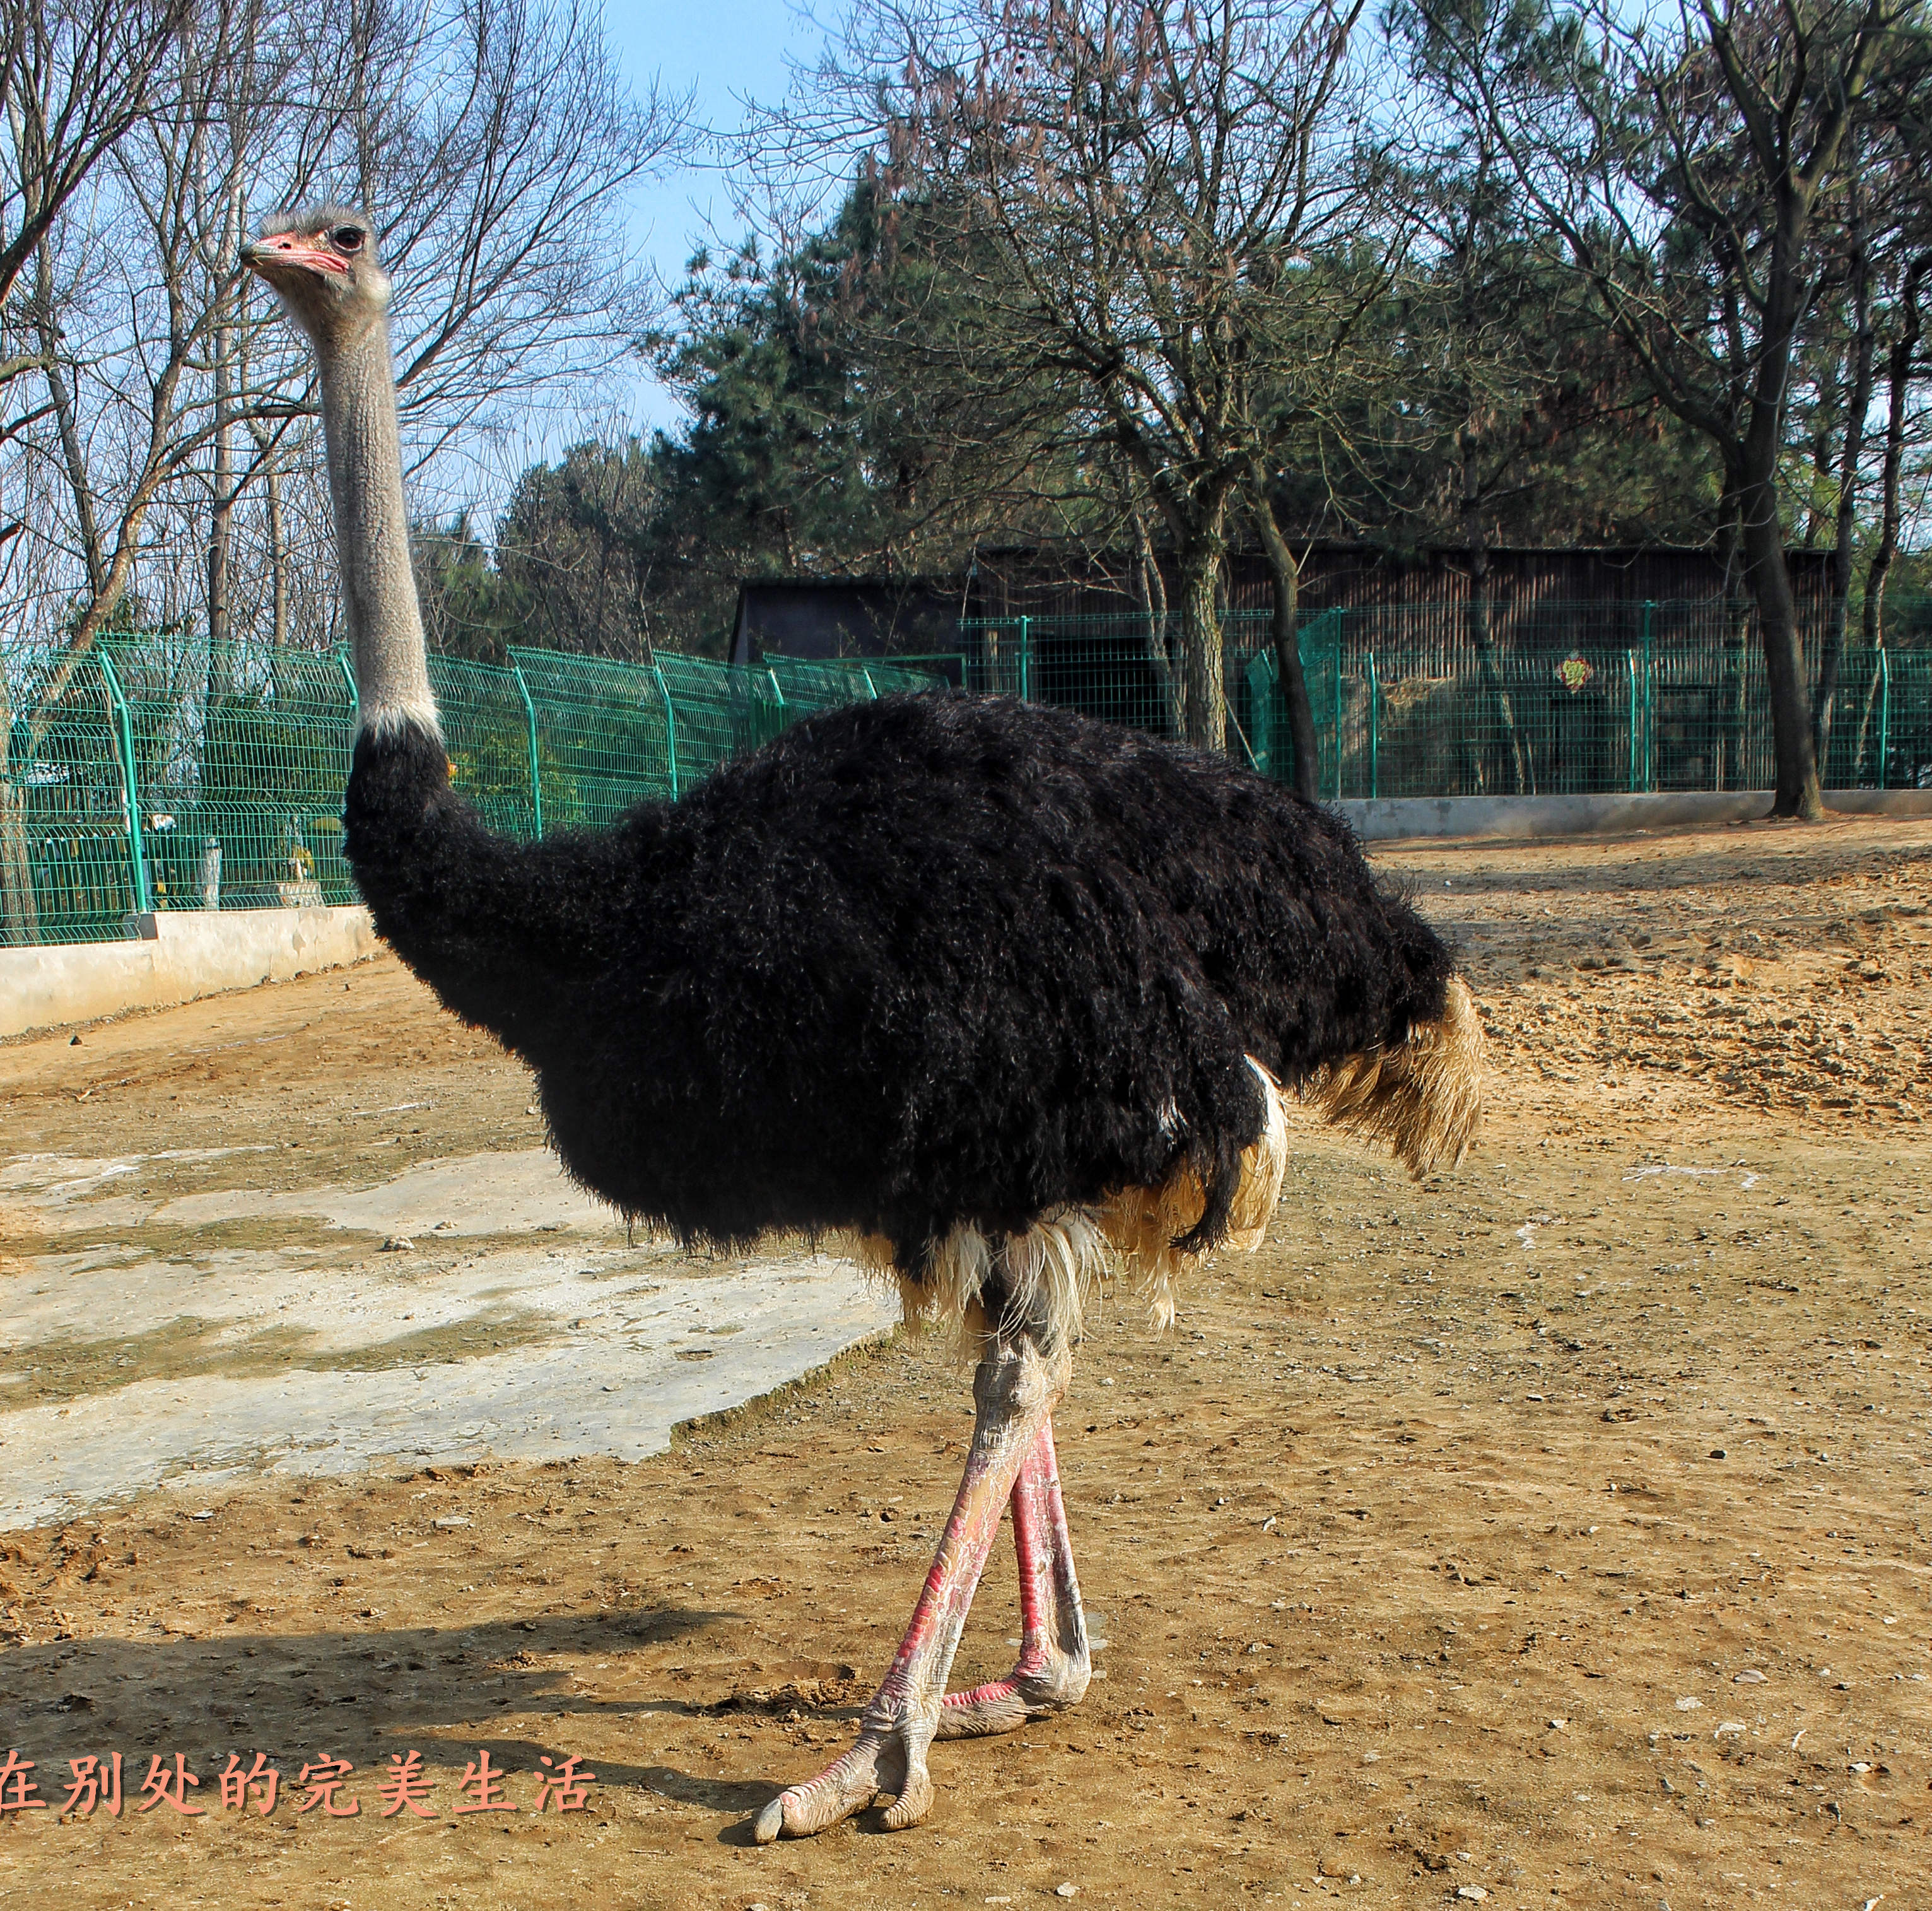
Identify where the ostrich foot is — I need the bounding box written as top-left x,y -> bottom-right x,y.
938,1416 -> 1090,1739
752,1335 -> 1067,1842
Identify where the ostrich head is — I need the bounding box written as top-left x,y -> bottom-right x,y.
242,206 -> 389,340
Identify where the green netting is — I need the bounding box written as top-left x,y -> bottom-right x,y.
763,654 -> 947,716
2,637 -> 915,946
100,636 -> 361,913
959,603 -> 1932,799
506,646 -> 675,827
1,649 -> 140,945
430,654 -> 541,840
8,604 -> 1928,949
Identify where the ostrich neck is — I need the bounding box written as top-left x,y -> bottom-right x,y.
319,322 -> 439,738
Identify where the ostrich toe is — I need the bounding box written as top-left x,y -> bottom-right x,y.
752,1336 -> 1067,1840
753,1691 -> 940,1840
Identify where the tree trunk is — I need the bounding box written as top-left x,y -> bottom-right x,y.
265,445 -> 289,648
1130,503 -> 1181,739
208,250 -> 237,662
35,239 -> 106,599
1714,480 -> 1747,791
1813,173 -> 1873,775
1246,477 -> 1316,799
0,723 -> 40,947
1738,458 -> 1822,818
1862,256 -> 1928,656
1742,185 -> 1823,821
1176,531 -> 1227,753
1460,431 -> 1526,794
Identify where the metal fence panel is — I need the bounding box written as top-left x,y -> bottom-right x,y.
1,649 -> 141,944
8,605 -> 1929,950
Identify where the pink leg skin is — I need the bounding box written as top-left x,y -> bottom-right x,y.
752,1336 -> 1068,1842
935,1417 -> 1090,1738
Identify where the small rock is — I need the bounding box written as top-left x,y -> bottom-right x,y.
1675,1696 -> 1703,1711
1055,1888 -> 1079,1902
380,1236 -> 415,1252
189,1510 -> 214,1522
1733,1668 -> 1766,1684
1714,1721 -> 1746,1736
1709,1448 -> 1727,1459
1850,1760 -> 1872,1773
433,1516 -> 471,1529
1456,1890 -> 1489,1904
69,1033 -> 81,1045
1547,1717 -> 1568,1731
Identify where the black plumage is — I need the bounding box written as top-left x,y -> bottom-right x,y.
346,691 -> 1458,1290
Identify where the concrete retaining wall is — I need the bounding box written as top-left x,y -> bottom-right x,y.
0,905 -> 379,1039
1339,787 -> 1932,844
9,787 -> 1931,1033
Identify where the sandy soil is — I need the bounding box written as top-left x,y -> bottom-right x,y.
0,814 -> 1928,1910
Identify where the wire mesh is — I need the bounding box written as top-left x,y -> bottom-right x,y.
505,646 -> 676,827
430,654 -> 541,842
1,648 -> 139,945
99,635 -> 362,914
6,605 -> 1928,949
959,603 -> 1932,801
757,657 -> 939,715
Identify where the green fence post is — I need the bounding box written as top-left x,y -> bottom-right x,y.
1878,648 -> 1891,789
1250,650 -> 1274,779
337,649 -> 358,713
650,661 -> 679,801
95,649 -> 151,916
859,667 -> 880,698
1366,649 -> 1379,801
1018,617 -> 1031,702
1627,649 -> 1640,793
1641,600 -> 1655,791
510,658 -> 544,840
1332,628 -> 1342,802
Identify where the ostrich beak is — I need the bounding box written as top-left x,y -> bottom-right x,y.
242,232 -> 349,279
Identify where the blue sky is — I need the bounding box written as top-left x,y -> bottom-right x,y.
603,0 -> 838,426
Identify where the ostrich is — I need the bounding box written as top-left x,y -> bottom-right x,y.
245,208 -> 1482,1842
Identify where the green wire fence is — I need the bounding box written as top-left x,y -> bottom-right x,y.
0,640 -> 942,946
6,601 -> 1929,948
957,601 -> 1932,802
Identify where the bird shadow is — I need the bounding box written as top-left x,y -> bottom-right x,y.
0,1606 -> 729,1791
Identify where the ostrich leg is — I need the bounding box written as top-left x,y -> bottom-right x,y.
752,1334 -> 1068,1840
937,1416 -> 1091,1737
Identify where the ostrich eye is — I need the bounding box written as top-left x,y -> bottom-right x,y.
332,226 -> 365,252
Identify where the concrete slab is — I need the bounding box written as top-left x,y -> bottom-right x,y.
0,905 -> 380,1038
0,1144 -> 899,1529
1338,787 -> 1932,843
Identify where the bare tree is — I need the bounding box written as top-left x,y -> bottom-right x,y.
768,0 -> 1374,751
1863,250 -> 1931,650
1415,0 -> 1911,818
0,0 -> 187,401
0,0 -> 688,943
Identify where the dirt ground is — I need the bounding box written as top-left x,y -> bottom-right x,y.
0,814 -> 1928,1910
